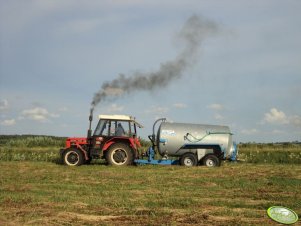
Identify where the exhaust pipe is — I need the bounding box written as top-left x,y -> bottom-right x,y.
87,108 -> 93,139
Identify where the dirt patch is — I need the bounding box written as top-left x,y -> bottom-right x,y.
0,218 -> 17,226
71,202 -> 89,209
58,211 -> 122,221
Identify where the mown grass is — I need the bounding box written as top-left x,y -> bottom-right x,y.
0,162 -> 300,225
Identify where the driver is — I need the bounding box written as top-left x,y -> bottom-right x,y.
115,123 -> 125,136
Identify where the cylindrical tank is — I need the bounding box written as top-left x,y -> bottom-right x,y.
157,122 -> 235,159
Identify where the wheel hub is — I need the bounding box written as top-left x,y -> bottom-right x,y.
184,158 -> 193,166
206,159 -> 215,167
113,150 -> 127,163
66,152 -> 79,164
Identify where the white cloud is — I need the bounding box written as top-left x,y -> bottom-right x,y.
1,119 -> 16,126
0,99 -> 9,111
21,107 -> 59,122
173,103 -> 187,108
264,108 -> 289,125
106,104 -> 124,113
207,104 -> 223,111
214,113 -> 224,120
263,108 -> 301,128
146,106 -> 169,115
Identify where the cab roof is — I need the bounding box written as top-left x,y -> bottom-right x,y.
98,114 -> 143,128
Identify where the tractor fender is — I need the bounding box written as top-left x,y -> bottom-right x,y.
103,138 -> 137,151
102,141 -> 115,151
102,138 -> 137,157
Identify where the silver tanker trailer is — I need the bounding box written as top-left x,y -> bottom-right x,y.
135,118 -> 238,167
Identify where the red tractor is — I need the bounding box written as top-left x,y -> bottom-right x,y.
60,114 -> 143,166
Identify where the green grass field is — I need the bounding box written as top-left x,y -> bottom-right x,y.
0,136 -> 300,225
1,162 -> 300,225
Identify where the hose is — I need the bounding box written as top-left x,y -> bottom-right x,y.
184,131 -> 233,143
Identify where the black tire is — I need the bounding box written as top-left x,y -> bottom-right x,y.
203,154 -> 220,167
63,148 -> 84,166
106,143 -> 134,166
180,153 -> 198,167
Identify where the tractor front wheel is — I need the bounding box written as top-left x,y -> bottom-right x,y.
106,143 -> 134,166
63,148 -> 84,166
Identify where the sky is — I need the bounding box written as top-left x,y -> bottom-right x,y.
0,0 -> 300,143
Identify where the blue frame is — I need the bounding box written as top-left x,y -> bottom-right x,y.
134,147 -> 179,165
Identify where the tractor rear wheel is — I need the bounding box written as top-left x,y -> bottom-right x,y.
180,153 -> 198,167
106,143 -> 134,166
203,154 -> 220,167
63,148 -> 84,166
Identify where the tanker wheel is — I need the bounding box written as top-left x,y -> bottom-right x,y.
180,153 -> 198,167
106,143 -> 134,166
63,148 -> 84,166
203,154 -> 220,167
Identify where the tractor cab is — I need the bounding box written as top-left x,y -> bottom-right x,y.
93,115 -> 143,138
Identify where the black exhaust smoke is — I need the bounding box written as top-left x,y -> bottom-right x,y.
90,15 -> 220,116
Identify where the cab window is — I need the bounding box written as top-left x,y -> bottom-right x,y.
93,119 -> 107,136
113,121 -> 130,136
94,120 -> 131,137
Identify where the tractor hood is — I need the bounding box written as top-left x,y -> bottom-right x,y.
65,137 -> 88,148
